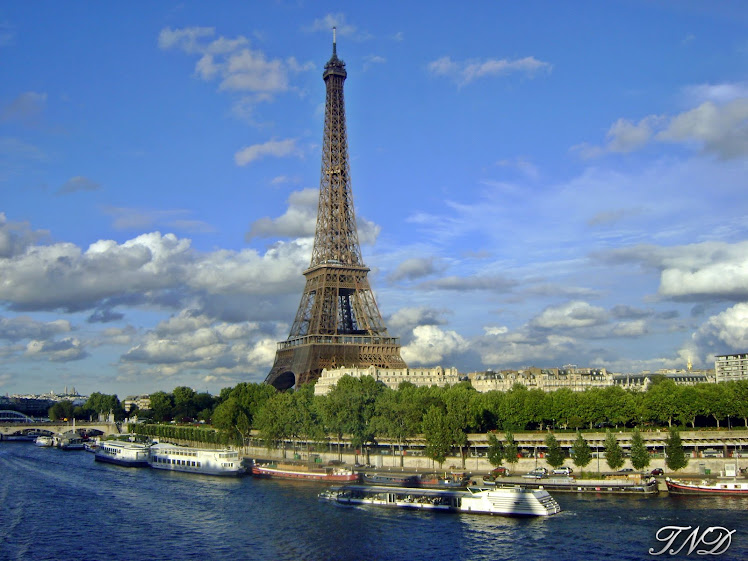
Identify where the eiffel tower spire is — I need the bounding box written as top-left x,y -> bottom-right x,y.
265,30 -> 406,390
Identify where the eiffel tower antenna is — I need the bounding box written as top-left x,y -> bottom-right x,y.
265,31 -> 406,390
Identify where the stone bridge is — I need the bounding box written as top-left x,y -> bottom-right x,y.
0,410 -> 120,438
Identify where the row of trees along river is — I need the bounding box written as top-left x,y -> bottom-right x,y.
54,376 -> 745,471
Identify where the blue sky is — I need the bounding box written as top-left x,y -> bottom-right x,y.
2,1 -> 748,397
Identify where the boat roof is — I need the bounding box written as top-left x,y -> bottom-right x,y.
333,484 -> 519,497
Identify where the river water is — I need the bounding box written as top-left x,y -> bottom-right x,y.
1,443 -> 746,561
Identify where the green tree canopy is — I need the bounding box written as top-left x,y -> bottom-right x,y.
642,379 -> 678,427
422,405 -> 452,467
544,433 -> 565,468
503,431 -> 519,467
629,427 -> 650,471
83,392 -> 125,421
604,430 -> 625,471
254,391 -> 296,457
500,385 -> 532,430
48,400 -> 74,421
665,427 -> 689,471
149,391 -> 175,422
443,383 -> 479,468
571,432 -> 592,471
172,386 -> 198,421
373,385 -> 423,466
486,433 -> 504,468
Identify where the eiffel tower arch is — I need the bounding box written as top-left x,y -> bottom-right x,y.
265,30 -> 406,390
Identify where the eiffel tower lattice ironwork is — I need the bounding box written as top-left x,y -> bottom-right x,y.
265,30 -> 406,390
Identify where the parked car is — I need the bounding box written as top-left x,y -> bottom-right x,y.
651,468 -> 664,476
490,466 -> 510,477
522,467 -> 548,479
552,466 -> 574,476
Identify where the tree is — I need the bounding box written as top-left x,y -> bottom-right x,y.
544,433 -> 565,468
665,427 -> 688,471
422,405 -> 453,468
475,391 -> 503,432
341,376 -> 384,463
642,379 -> 678,427
443,384 -> 478,468
291,384 -> 326,456
500,385 -> 532,430
48,400 -> 74,421
702,383 -> 731,428
486,433 -> 504,468
732,380 -> 748,428
604,430 -> 624,471
235,411 -> 251,448
224,382 -> 277,426
254,392 -> 296,458
319,380 -> 352,462
629,428 -> 650,471
527,388 -> 550,430
149,391 -> 174,422
318,375 -> 384,463
503,431 -> 519,470
211,397 -> 241,432
373,386 -> 422,467
600,386 -> 635,427
83,392 -> 125,421
172,386 -> 197,421
675,385 -> 704,429
193,391 -> 216,420
549,388 -> 577,430
578,388 -> 605,429
572,432 -> 592,472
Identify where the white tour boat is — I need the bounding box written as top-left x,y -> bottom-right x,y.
34,435 -> 54,447
95,441 -> 151,467
320,485 -> 562,517
148,443 -> 245,476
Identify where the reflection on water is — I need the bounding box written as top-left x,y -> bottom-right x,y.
1,443 -> 746,561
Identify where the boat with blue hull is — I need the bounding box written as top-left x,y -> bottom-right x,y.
362,472 -> 420,487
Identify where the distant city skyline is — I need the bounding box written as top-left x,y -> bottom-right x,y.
1,2 -> 747,396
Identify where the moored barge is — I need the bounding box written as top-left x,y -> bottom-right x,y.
495,476 -> 659,494
252,461 -> 359,482
665,477 -> 748,495
362,472 -> 419,487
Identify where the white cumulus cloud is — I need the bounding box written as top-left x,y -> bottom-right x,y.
401,325 -> 469,365
428,55 -> 551,86
234,138 -> 300,166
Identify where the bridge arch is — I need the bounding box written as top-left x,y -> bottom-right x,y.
0,410 -> 35,423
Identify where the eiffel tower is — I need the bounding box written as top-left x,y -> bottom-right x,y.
265,30 -> 406,390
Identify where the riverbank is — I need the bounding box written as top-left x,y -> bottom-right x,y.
239,444 -> 743,478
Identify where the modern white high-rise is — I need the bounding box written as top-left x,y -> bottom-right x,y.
714,353 -> 748,382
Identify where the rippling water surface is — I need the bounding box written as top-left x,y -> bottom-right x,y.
1,444 -> 746,561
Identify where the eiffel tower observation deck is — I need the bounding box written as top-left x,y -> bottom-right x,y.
265,30 -> 406,390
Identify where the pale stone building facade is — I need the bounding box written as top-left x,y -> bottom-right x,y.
313,364 -> 716,395
313,365 -> 462,395
468,367 -> 614,392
